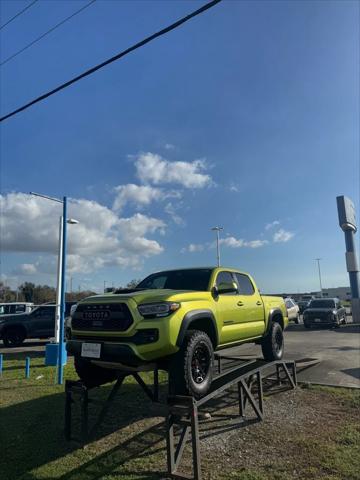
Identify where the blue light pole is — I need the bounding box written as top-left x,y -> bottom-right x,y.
58,196 -> 67,385
30,192 -> 78,384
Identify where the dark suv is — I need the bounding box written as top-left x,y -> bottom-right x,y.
303,298 -> 346,329
0,303 -> 75,347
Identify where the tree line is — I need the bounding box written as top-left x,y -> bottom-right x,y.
0,279 -> 142,305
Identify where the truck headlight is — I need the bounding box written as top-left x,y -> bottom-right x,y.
138,302 -> 180,318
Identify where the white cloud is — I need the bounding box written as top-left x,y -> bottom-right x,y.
273,229 -> 294,243
181,243 -> 204,253
135,152 -> 212,188
113,184 -> 164,212
265,220 -> 280,230
219,237 -> 268,248
0,193 -> 166,275
229,183 -> 240,193
164,202 -> 185,226
12,263 -> 37,275
164,143 -> 175,150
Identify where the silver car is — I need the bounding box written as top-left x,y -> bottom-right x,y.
284,298 -> 300,324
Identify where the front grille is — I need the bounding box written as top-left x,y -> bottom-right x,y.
305,311 -> 333,321
72,303 -> 133,331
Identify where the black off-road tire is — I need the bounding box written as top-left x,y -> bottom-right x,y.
74,355 -> 122,388
261,322 -> 284,361
304,322 -> 311,329
2,327 -> 26,347
169,330 -> 214,399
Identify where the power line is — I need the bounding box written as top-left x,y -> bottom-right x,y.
1,0 -> 97,67
0,0 -> 38,30
0,0 -> 222,123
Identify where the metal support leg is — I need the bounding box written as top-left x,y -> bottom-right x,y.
80,389 -> 88,441
257,371 -> 263,414
154,368 -> 159,402
276,364 -> 282,385
190,402 -> 201,480
291,362 -> 297,386
280,363 -> 296,389
64,385 -> 72,440
166,414 -> 176,475
238,381 -> 244,417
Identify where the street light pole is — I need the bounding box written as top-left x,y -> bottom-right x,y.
30,192 -> 78,384
58,196 -> 67,385
54,216 -> 63,343
211,227 -> 223,267
315,258 -> 323,297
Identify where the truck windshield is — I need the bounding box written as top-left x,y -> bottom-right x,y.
137,269 -> 213,291
309,300 -> 336,308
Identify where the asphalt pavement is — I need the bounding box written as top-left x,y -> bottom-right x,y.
1,320 -> 359,388
225,319 -> 360,388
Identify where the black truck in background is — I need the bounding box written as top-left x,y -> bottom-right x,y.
0,303 -> 75,347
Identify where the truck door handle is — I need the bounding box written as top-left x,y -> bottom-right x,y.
237,301 -> 244,306
256,301 -> 262,306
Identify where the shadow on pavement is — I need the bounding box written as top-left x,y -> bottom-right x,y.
341,368 -> 360,381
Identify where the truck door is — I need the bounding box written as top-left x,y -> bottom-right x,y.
233,273 -> 265,337
215,271 -> 245,344
30,306 -> 56,338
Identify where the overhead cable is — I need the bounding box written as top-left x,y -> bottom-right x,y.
0,0 -> 38,30
1,0 -> 97,66
0,0 -> 222,123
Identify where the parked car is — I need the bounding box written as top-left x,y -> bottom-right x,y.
303,298 -> 346,329
284,298 -> 300,324
0,302 -> 76,347
67,267 -> 289,397
297,295 -> 315,314
0,302 -> 33,315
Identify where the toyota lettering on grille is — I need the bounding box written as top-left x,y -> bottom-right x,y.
83,311 -> 110,320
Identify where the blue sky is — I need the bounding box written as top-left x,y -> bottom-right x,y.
0,0 -> 359,294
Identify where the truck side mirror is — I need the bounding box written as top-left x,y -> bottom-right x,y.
211,286 -> 219,298
217,282 -> 238,295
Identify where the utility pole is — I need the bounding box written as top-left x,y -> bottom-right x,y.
315,258 -> 323,297
211,227 -> 223,267
104,280 -> 106,293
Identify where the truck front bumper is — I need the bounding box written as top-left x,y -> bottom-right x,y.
66,339 -> 146,367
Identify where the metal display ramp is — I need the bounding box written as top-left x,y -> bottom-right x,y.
64,355 -> 297,480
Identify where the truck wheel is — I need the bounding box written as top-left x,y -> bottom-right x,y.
74,355 -> 123,388
261,322 -> 284,361
2,327 -> 26,347
170,330 -> 214,399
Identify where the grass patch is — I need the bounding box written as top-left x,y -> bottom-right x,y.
302,383 -> 360,409
1,352 -> 359,480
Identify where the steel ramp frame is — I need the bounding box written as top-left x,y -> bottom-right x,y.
64,367 -> 160,442
166,359 -> 297,480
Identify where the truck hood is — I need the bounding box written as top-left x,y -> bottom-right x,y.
0,313 -> 29,323
80,289 -> 211,306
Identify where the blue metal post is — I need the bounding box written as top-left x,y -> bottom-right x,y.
58,196 -> 67,385
25,357 -> 30,378
0,354 -> 3,376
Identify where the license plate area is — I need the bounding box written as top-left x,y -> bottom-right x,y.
314,318 -> 321,323
81,342 -> 101,358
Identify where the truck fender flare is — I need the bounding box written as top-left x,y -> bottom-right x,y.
176,309 -> 218,348
265,309 -> 284,335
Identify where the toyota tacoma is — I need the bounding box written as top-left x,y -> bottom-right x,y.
67,267 -> 288,397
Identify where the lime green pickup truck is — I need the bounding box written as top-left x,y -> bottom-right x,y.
67,267 -> 288,397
